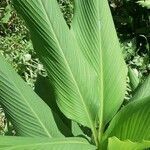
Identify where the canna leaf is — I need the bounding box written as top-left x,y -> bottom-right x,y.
72,0 -> 127,129
13,0 -> 99,143
35,77 -> 85,137
98,0 -> 127,125
128,67 -> 139,91
108,137 -> 150,150
0,136 -> 96,150
132,75 -> 150,101
0,55 -> 62,137
103,96 -> 150,143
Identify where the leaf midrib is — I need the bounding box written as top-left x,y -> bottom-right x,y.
39,0 -> 96,134
0,140 -> 88,149
98,18 -> 104,141
5,71 -> 52,137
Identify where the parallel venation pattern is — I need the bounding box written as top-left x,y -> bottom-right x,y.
0,55 -> 62,137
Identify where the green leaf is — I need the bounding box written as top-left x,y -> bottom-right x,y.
0,136 -> 96,150
128,67 -> 139,91
132,75 -> 150,101
72,0 -> 127,129
99,0 -> 127,125
71,121 -> 91,142
108,137 -> 150,150
103,96 -> 150,142
0,55 -> 62,137
34,75 -> 72,137
35,76 -> 85,137
72,121 -> 84,137
72,0 -> 100,72
13,0 -> 99,143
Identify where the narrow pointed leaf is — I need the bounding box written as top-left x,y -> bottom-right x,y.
72,0 -> 127,126
108,137 -> 150,150
0,55 -> 62,137
104,96 -> 150,142
0,136 -> 96,150
72,0 -> 100,71
132,75 -> 150,101
128,67 -> 139,91
13,0 -> 99,141
98,0 -> 127,125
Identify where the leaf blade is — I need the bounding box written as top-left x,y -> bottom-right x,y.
104,96 -> 150,142
0,55 -> 62,137
132,75 -> 150,101
0,136 -> 96,150
108,137 -> 150,150
72,0 -> 127,127
13,0 -> 99,141
34,75 -> 72,137
128,67 -> 139,91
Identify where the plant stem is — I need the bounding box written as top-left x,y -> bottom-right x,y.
91,127 -> 99,147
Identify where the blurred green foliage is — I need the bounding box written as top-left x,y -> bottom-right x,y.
58,0 -> 73,27
138,0 -> 150,9
110,0 -> 150,80
0,0 -> 46,87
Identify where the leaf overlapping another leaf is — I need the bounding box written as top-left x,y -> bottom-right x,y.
12,0 -> 128,145
104,96 -> 150,142
132,75 -> 150,101
0,55 -> 62,137
13,0 -> 100,143
72,0 -> 127,138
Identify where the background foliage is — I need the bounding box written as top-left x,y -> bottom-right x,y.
0,0 -> 150,135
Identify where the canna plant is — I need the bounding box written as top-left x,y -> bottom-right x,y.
0,0 -> 150,149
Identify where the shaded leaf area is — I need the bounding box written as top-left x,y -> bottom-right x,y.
34,75 -> 72,137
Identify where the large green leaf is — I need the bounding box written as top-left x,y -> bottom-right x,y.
132,75 -> 150,101
13,0 -> 99,142
0,55 -> 62,137
103,96 -> 150,143
0,136 -> 96,150
108,137 -> 150,150
72,0 -> 127,133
